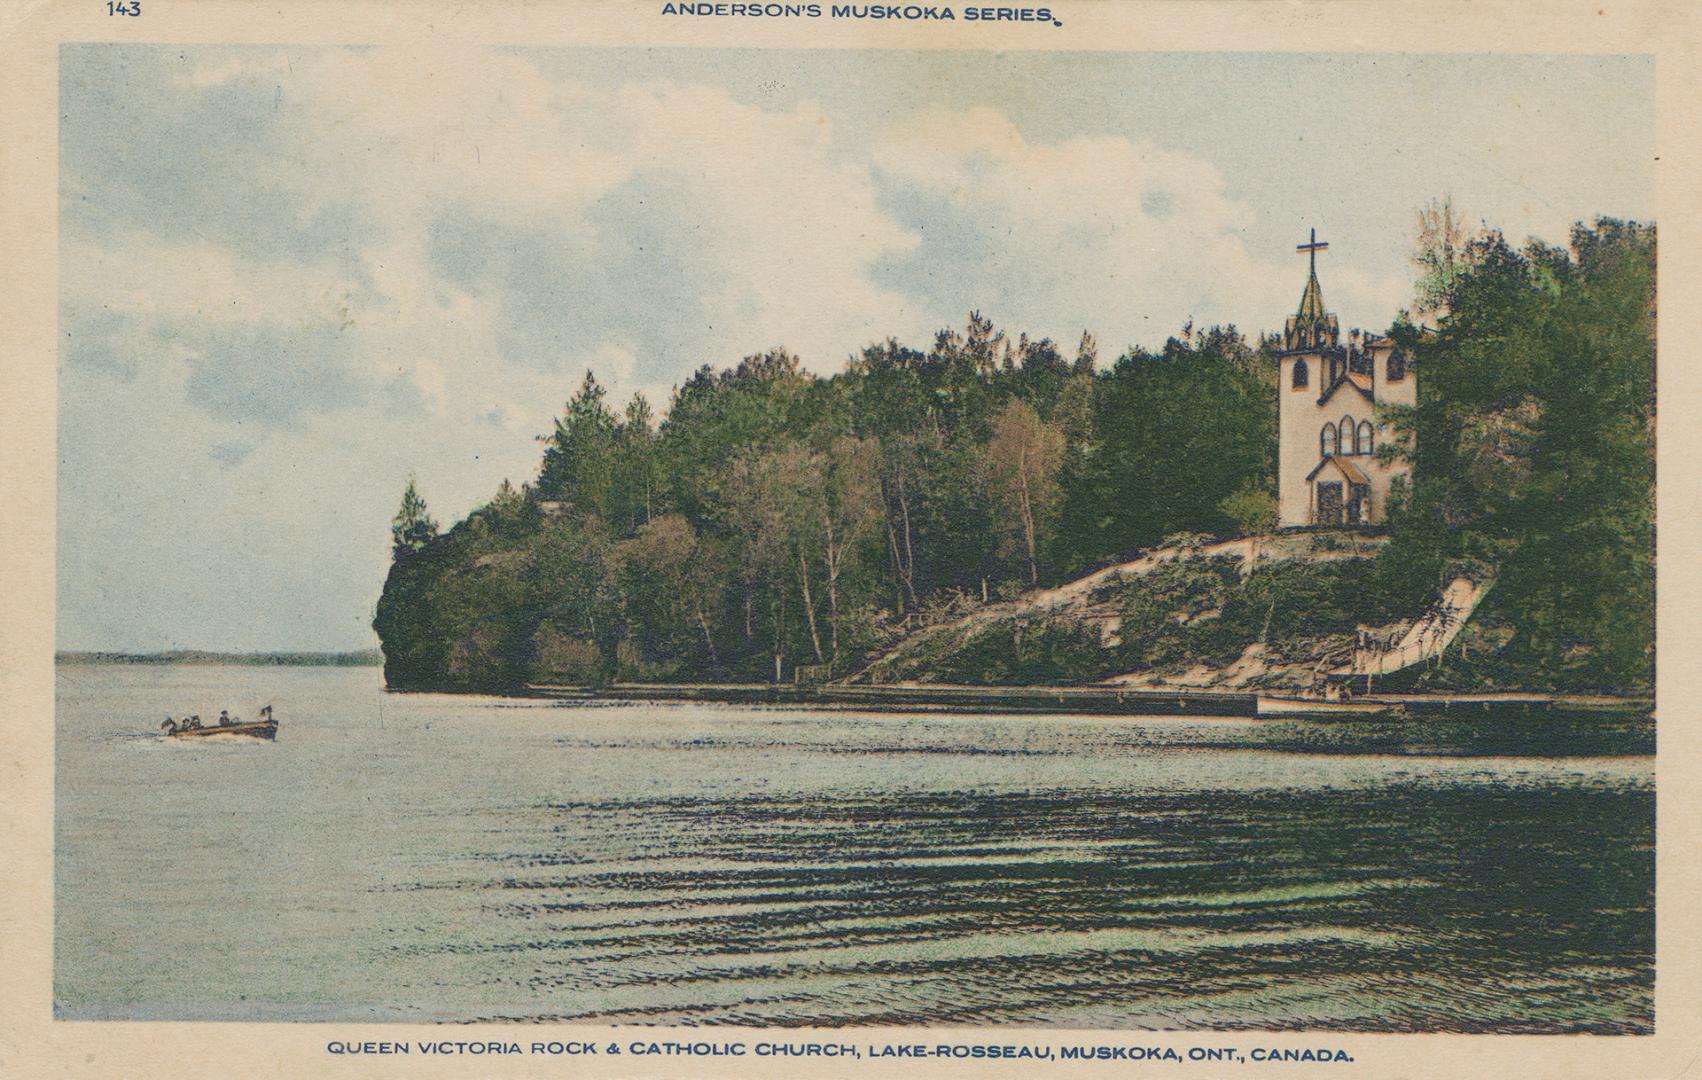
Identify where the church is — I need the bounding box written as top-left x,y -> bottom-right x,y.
1276,231 -> 1414,528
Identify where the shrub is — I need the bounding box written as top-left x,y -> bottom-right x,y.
937,617 -> 1111,685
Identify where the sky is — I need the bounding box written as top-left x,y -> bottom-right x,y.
56,45 -> 1654,652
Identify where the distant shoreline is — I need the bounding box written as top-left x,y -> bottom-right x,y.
56,649 -> 383,667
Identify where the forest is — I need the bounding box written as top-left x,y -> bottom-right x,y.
373,216 -> 1654,695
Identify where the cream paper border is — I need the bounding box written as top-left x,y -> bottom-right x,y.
3,1 -> 1698,1076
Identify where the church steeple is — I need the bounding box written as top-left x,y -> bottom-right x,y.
1296,228 -> 1329,320
1297,267 -> 1326,321
1284,228 -> 1339,353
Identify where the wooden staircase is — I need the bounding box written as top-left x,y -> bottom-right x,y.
1327,576 -> 1494,692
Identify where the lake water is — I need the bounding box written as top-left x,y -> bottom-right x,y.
54,664 -> 1654,1031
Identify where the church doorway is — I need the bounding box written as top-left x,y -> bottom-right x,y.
1316,481 -> 1343,525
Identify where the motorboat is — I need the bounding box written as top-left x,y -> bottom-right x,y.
161,705 -> 278,740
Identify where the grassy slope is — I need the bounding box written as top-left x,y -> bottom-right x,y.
850,533 -> 1401,690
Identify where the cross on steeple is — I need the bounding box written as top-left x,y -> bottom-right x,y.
1294,228 -> 1330,324
1297,228 -> 1329,273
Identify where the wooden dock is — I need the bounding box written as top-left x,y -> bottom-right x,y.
524,682 -> 1651,720
527,682 -> 1257,716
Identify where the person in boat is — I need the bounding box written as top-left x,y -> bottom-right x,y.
260,705 -> 273,722
219,710 -> 232,726
161,716 -> 178,734
187,714 -> 202,729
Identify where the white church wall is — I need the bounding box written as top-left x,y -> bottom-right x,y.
1277,354 -> 1322,528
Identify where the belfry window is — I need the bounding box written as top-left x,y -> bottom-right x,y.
1340,415 -> 1357,454
1357,420 -> 1374,456
1292,359 -> 1309,389
1321,422 -> 1338,457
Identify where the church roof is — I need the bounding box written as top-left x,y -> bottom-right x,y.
1306,454 -> 1370,485
1317,372 -> 1375,407
1297,266 -> 1327,322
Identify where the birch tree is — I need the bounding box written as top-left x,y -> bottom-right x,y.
985,398 -> 1065,585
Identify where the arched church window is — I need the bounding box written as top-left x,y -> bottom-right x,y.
1292,359 -> 1309,389
1357,421 -> 1374,455
1321,422 -> 1338,458
1387,351 -> 1407,381
1340,415 -> 1357,454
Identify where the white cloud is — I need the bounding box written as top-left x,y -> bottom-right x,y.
870,106 -> 1409,351
167,47 -> 926,380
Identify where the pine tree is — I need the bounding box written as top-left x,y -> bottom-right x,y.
537,370 -> 619,518
1073,330 -> 1099,375
391,475 -> 438,559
